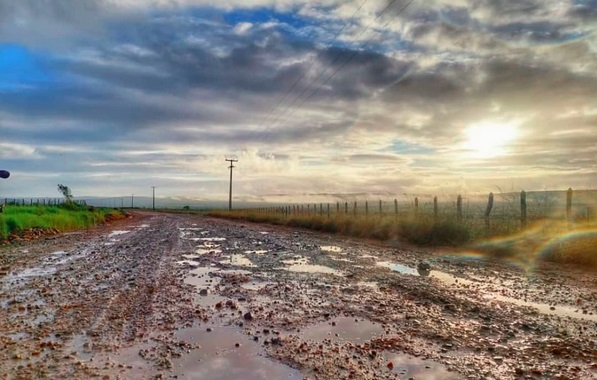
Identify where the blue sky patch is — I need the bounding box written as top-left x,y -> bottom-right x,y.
389,140 -> 435,155
223,7 -> 311,30
0,44 -> 54,90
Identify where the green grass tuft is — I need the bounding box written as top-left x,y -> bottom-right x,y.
0,205 -> 123,239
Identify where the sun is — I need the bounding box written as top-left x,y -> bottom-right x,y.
464,121 -> 519,158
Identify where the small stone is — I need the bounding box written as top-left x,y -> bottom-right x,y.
199,289 -> 209,296
243,312 -> 253,321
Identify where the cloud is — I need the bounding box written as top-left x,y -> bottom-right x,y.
0,0 -> 596,200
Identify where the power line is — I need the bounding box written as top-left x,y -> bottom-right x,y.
256,0 -> 370,130
269,0 -> 414,133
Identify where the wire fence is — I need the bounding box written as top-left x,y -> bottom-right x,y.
236,189 -> 596,229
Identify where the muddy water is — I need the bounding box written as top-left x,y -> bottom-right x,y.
378,260 -> 597,322
281,256 -> 343,275
383,352 -> 459,380
320,245 -> 343,253
172,326 -> 303,380
300,317 -> 384,343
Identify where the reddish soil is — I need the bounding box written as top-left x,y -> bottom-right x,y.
1,212 -> 595,379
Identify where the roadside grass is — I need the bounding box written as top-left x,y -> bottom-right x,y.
206,211 -> 474,245
206,210 -> 597,269
0,204 -> 124,239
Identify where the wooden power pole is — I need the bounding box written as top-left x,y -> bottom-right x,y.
226,158 -> 238,211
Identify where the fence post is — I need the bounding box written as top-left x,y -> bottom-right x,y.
485,192 -> 494,234
457,195 -> 462,222
365,201 -> 369,217
327,203 -> 330,218
354,201 -> 357,216
414,197 -> 419,219
521,190 -> 527,228
433,196 -> 438,221
336,202 -> 339,215
345,202 -> 348,215
394,199 -> 398,216
566,188 -> 573,223
379,200 -> 382,216
319,203 -> 323,215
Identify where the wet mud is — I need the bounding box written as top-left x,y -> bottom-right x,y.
1,212 -> 596,379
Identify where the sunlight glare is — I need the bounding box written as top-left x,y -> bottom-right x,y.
464,121 -> 519,158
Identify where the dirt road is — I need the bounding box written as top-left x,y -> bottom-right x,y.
1,212 -> 596,379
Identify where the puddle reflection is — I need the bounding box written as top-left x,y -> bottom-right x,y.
172,326 -> 303,380
301,317 -> 383,343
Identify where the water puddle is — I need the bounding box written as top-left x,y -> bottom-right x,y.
3,266 -> 57,284
182,254 -> 201,260
483,294 -> 597,322
221,254 -> 255,267
281,257 -> 343,276
321,245 -> 343,253
259,231 -> 269,235
136,224 -> 150,228
220,269 -> 253,276
170,326 -> 303,380
377,261 -> 419,276
331,257 -> 354,263
195,241 -> 222,255
284,264 -> 343,276
185,267 -> 222,288
196,248 -> 223,255
301,317 -> 383,343
241,281 -> 274,291
107,230 -> 130,237
200,237 -> 227,242
177,260 -> 202,267
7,332 -> 29,341
383,352 -> 459,379
360,254 -> 378,259
376,262 -> 596,321
376,262 -> 472,285
184,267 -> 225,307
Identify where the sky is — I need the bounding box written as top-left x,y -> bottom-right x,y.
0,0 -> 596,203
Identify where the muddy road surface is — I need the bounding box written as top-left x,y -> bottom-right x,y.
1,212 -> 596,380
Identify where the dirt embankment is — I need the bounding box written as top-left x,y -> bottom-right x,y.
1,212 -> 595,380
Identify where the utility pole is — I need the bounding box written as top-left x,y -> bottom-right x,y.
225,158 -> 238,211
151,186 -> 156,210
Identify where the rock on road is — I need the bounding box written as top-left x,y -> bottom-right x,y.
1,212 -> 596,380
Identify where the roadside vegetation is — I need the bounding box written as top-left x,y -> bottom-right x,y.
207,209 -> 597,269
0,204 -> 124,240
207,210 -> 477,245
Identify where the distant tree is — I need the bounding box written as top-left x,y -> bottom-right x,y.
57,184 -> 74,203
183,205 -> 190,211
